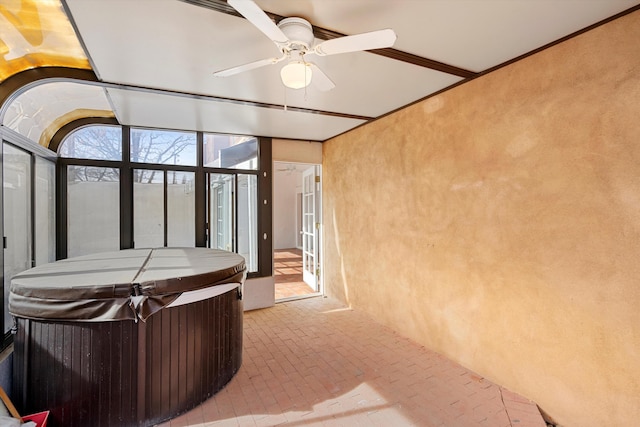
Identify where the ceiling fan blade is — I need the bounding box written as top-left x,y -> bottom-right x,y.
308,63 -> 335,91
213,56 -> 284,77
314,29 -> 397,56
228,0 -> 289,44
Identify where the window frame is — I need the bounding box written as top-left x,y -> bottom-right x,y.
1,127 -> 57,351
57,124 -> 272,279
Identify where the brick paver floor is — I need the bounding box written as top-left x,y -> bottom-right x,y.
158,296 -> 546,427
274,249 -> 315,300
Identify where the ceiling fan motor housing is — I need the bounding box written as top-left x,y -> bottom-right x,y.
277,17 -> 315,50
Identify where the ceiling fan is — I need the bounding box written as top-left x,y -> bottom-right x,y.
275,163 -> 299,174
213,0 -> 397,91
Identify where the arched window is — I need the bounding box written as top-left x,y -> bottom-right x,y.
59,125 -> 122,161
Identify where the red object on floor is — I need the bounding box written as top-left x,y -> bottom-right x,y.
22,411 -> 49,427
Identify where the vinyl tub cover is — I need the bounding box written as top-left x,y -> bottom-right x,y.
9,248 -> 246,322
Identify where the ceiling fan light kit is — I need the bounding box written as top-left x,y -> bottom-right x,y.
214,0 -> 397,92
280,61 -> 313,89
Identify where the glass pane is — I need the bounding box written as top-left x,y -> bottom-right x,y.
0,0 -> 91,83
237,174 -> 258,272
35,157 -> 56,265
3,144 -> 32,334
209,173 -> 234,252
3,82 -> 113,146
59,125 -> 122,160
67,166 -> 120,257
167,171 -> 195,247
204,134 -> 257,170
131,128 -> 197,166
134,169 -> 164,248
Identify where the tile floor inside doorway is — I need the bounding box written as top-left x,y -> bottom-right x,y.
159,296 -> 546,427
274,248 -> 315,300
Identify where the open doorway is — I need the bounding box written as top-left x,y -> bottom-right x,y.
273,161 -> 322,301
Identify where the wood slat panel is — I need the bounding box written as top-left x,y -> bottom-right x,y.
14,319 -> 139,427
13,287 -> 242,426
143,288 -> 243,424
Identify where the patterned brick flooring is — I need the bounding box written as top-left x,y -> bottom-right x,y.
274,249 -> 315,300
158,297 -> 546,427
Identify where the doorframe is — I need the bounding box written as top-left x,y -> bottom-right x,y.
272,161 -> 323,301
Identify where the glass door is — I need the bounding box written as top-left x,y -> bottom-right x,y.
208,173 -> 234,252
2,143 -> 31,335
301,167 -> 318,291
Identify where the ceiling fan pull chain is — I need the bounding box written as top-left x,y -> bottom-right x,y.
283,85 -> 288,111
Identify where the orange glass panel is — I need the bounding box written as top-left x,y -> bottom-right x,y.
0,0 -> 90,83
40,108 -> 115,147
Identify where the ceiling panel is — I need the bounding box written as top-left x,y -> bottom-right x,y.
64,0 -> 462,117
63,0 -> 640,141
254,0 -> 640,72
210,52 -> 463,117
106,88 -> 366,141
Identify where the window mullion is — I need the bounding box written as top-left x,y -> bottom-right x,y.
121,125 -> 133,249
164,170 -> 168,248
195,132 -> 206,247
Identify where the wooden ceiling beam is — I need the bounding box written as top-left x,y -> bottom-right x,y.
178,0 -> 477,78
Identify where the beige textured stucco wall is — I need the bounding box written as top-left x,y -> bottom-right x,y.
322,11 -> 640,427
273,138 -> 322,164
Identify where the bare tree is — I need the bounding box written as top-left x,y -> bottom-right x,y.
63,127 -> 196,184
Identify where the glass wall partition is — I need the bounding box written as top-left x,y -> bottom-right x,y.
58,126 -> 268,276
1,136 -> 57,350
62,125 -> 122,257
67,165 -> 120,257
168,171 -> 195,247
133,169 -> 165,248
35,157 -> 56,265
132,169 -> 196,249
2,144 -> 31,337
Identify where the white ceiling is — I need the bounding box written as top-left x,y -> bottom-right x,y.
63,0 -> 639,142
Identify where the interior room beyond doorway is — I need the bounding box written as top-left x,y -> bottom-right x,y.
273,162 -> 322,301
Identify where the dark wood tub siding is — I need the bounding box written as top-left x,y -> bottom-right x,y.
144,288 -> 243,425
13,287 -> 243,427
13,319 -> 139,426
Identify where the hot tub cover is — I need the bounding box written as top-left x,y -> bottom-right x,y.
9,248 -> 246,322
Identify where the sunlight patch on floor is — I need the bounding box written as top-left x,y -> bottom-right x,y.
186,383 -> 412,426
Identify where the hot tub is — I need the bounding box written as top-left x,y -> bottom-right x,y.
9,248 -> 246,427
